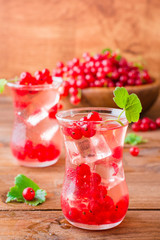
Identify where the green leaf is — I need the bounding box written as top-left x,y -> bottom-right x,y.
125,133 -> 147,145
0,79 -> 7,93
6,174 -> 46,206
113,87 -> 142,123
15,174 -> 40,193
113,87 -> 129,109
25,189 -> 47,206
102,48 -> 112,54
6,186 -> 24,203
125,94 -> 142,123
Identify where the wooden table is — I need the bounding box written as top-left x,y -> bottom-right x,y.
0,95 -> 160,240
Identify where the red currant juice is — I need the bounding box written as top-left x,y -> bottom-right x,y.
10,85 -> 62,167
60,113 -> 129,230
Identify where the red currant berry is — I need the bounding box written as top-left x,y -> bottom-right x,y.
58,86 -> 69,97
57,103 -> 63,110
141,117 -> 151,125
140,123 -> 149,131
70,95 -> 81,105
132,123 -> 140,132
130,147 -> 139,156
70,126 -> 82,140
69,87 -> 78,96
156,117 -> 160,127
23,187 -> 35,201
91,172 -> 101,186
56,61 -> 64,68
80,116 -> 88,121
81,123 -> 96,138
76,79 -> 88,89
42,68 -> 50,76
149,121 -> 157,130
76,163 -> 91,176
85,74 -> 94,83
87,111 -> 102,121
112,146 -> 123,159
48,105 -> 58,119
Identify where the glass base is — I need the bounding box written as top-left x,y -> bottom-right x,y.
66,218 -> 123,230
13,157 -> 59,168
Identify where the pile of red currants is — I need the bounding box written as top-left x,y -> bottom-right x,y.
132,117 -> 160,132
12,140 -> 60,162
53,50 -> 153,105
19,69 -> 53,85
62,163 -> 129,225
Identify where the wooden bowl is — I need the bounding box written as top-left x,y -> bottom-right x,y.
61,79 -> 160,113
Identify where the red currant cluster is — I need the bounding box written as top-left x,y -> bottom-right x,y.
63,111 -> 102,140
12,140 -> 60,162
53,50 -> 153,105
19,68 -> 53,86
132,117 -> 160,132
62,164 -> 129,225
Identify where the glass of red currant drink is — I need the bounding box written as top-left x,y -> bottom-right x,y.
8,76 -> 62,167
56,108 -> 129,230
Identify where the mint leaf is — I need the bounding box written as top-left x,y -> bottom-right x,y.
113,87 -> 142,123
15,174 -> 40,193
113,87 -> 129,108
0,79 -> 7,93
102,48 -> 112,54
125,94 -> 142,122
25,189 -> 47,206
6,186 -> 24,203
125,133 -> 147,145
6,174 -> 46,206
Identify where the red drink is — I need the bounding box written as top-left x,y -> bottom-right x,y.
8,79 -> 62,167
57,108 -> 129,230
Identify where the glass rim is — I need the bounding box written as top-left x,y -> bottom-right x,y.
7,77 -> 62,90
56,107 -> 128,125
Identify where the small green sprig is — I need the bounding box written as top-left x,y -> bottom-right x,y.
125,133 -> 147,145
6,174 -> 47,206
113,87 -> 142,124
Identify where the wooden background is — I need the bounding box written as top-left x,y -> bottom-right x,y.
0,0 -> 160,81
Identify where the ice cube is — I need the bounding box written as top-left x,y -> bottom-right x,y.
65,133 -> 112,165
22,89 -> 59,126
40,121 -> 60,141
26,109 -> 48,126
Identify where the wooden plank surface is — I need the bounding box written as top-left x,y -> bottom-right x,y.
0,211 -> 160,240
0,95 -> 160,239
0,0 -> 160,81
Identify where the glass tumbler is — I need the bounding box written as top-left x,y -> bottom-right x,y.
56,107 -> 129,230
8,78 -> 62,167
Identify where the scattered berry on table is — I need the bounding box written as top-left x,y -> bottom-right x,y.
130,147 -> 140,157
132,117 -> 160,132
23,187 -> 35,201
156,118 -> 160,127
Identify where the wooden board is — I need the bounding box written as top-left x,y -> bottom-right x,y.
0,0 -> 160,81
0,211 -> 160,240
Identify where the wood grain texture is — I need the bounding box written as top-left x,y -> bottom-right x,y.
0,211 -> 160,240
0,0 -> 160,81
